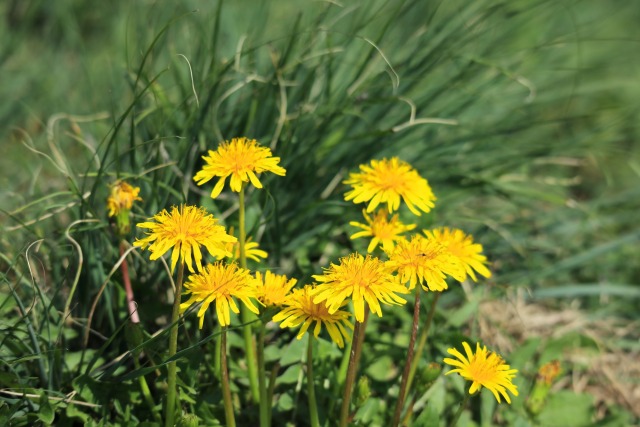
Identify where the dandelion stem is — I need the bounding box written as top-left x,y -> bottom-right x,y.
165,261 -> 184,427
329,326 -> 354,415
238,186 -> 248,271
352,308 -> 369,376
401,395 -> 417,426
133,351 -> 161,422
214,324 -> 221,379
450,390 -> 471,427
267,362 -> 280,422
392,286 -> 421,427
339,310 -> 368,427
406,292 -> 440,394
258,324 -> 270,427
307,337 -> 320,427
119,241 -> 139,323
238,185 -> 260,403
221,326 -> 236,427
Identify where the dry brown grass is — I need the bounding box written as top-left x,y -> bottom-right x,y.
475,288 -> 640,420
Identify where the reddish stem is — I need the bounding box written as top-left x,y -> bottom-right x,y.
120,241 -> 139,323
392,287 -> 421,427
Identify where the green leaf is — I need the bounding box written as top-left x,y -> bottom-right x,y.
264,342 -> 281,363
539,333 -> 598,364
534,284 -> 640,299
276,364 -> 301,385
413,404 -> 439,427
279,336 -> 305,366
480,389 -> 496,427
353,399 -> 380,424
37,393 -> 55,424
420,377 -> 446,415
537,391 -> 593,427
365,355 -> 395,382
0,370 -> 20,388
446,300 -> 479,328
276,392 -> 294,411
509,337 -> 541,369
314,336 -> 342,360
64,350 -> 95,373
65,404 -> 92,423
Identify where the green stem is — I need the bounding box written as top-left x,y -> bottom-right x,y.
392,287 -> 421,427
267,362 -> 279,422
352,309 -> 369,374
449,391 -> 471,427
406,292 -> 440,394
400,396 -> 416,427
339,314 -> 367,427
329,331 -> 353,415
306,337 -> 320,427
221,327 -> 236,427
238,186 -> 248,270
258,324 -> 269,427
165,262 -> 184,427
134,353 -> 161,422
214,323 -> 221,379
239,186 -> 260,403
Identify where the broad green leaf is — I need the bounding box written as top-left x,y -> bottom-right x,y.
279,336 -> 306,366
365,355 -> 394,382
37,393 -> 55,424
276,364 -> 301,385
537,391 -> 593,427
446,300 -> 479,328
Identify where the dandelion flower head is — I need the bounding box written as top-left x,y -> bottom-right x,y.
254,270 -> 297,307
224,227 -> 268,263
272,285 -> 353,348
349,209 -> 416,253
444,342 -> 519,404
312,253 -> 408,322
180,261 -> 259,328
386,234 -> 465,292
343,157 -> 436,216
424,227 -> 491,282
134,205 -> 236,274
107,180 -> 141,217
193,137 -> 286,198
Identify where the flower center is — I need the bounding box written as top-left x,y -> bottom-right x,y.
376,169 -> 405,191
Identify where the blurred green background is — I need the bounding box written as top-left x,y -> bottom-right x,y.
3,0 -> 638,308
1,0 -> 639,425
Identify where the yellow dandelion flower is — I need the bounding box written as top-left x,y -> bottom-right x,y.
312,253 -> 408,323
180,262 -> 259,328
272,285 -> 354,348
254,270 -> 297,307
224,227 -> 269,262
193,137 -> 286,198
424,227 -> 491,282
386,235 -> 465,292
241,240 -> 269,262
107,180 -> 142,217
444,342 -> 519,404
343,157 -> 436,216
349,209 -> 416,253
134,205 -> 236,274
